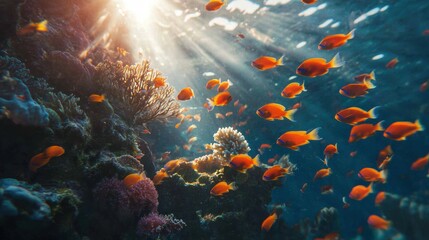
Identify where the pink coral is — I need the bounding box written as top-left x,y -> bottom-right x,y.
127,178 -> 158,215
136,212 -> 186,237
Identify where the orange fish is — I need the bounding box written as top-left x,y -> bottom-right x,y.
17,20 -> 48,36
324,144 -> 338,158
349,182 -> 373,200
339,80 -> 376,98
88,94 -> 105,103
377,145 -> 393,169
335,106 -> 379,125
420,81 -> 428,92
177,87 -> 194,101
210,181 -> 237,196
194,114 -> 201,121
188,136 -> 198,144
348,121 -> 384,143
296,53 -> 344,77
313,168 -> 331,181
321,185 -> 334,194
205,0 -> 225,12
234,100 -> 240,107
44,146 -> 65,157
123,173 -> 145,188
358,168 -> 387,183
154,77 -> 166,88
261,213 -> 278,231
230,154 -> 260,173
187,124 -> 197,134
411,154 -> 429,170
256,103 -> 297,121
301,0 -> 317,5
277,128 -> 321,151
238,104 -> 247,115
267,154 -> 279,164
251,56 -> 284,71
259,144 -> 272,150
164,159 -> 187,173
218,79 -> 233,92
225,111 -> 233,117
29,146 -> 65,172
215,113 -> 225,119
375,192 -> 385,205
384,120 -> 425,141
368,215 -> 390,230
263,165 -> 291,181
318,29 -> 355,50
292,102 -> 302,109
153,168 -> 169,185
354,70 -> 376,82
143,129 -> 151,134
206,79 -> 220,90
206,92 -> 232,110
385,58 -> 399,69
116,47 -> 129,57
314,232 -> 340,240
281,82 -> 306,98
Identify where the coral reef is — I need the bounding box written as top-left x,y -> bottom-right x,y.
193,154 -> 227,174
378,192 -> 429,240
205,127 -> 250,161
136,212 -> 186,237
314,207 -> 340,238
93,60 -> 181,125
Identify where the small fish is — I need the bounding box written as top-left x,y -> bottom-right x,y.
281,82 -> 307,98
230,154 -> 260,173
358,168 -> 387,183
349,183 -> 373,200
259,143 -> 272,153
277,128 -> 322,151
256,103 -> 297,121
177,87 -> 194,101
123,173 -> 145,188
206,78 -> 220,90
215,113 -> 225,119
225,111 -> 233,117
321,185 -> 334,194
29,146 -> 65,172
292,102 -> 302,109
218,79 -> 233,92
193,114 -> 201,121
385,58 -> 399,69
350,151 -> 358,157
205,0 -> 225,12
17,20 -> 48,36
368,215 -> 390,230
263,165 -> 292,181
375,192 -> 385,205
261,213 -> 278,231
340,80 -> 376,98
238,120 -> 247,127
143,129 -> 151,134
420,81 -> 428,92
300,183 -> 308,193
238,104 -> 247,115
164,159 -> 187,173
314,232 -> 340,240
44,146 -> 65,157
335,106 -> 379,125
267,154 -> 279,164
206,92 -> 232,111
188,136 -> 198,144
296,53 -> 344,78
251,56 -> 284,71
377,145 -> 393,169
210,181 -> 237,196
318,29 -> 355,50
301,0 -> 317,5
342,197 -> 350,209
152,168 -> 168,185
187,124 -> 197,134
183,144 -> 191,151
154,77 -> 166,88
234,100 -> 240,107
324,144 -> 338,159
354,70 -> 376,82
384,120 -> 425,141
348,121 -> 384,142
88,94 -> 105,103
313,168 -> 331,181
411,153 -> 429,170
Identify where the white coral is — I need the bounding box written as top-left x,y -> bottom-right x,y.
205,127 -> 250,161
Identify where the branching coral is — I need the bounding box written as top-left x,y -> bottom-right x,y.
0,74 -> 49,126
93,60 -> 181,125
193,154 -> 228,174
205,127 -> 250,161
136,212 -> 186,237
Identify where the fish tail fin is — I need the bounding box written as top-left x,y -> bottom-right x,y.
368,182 -> 374,193
284,109 -> 297,122
302,81 -> 307,92
347,28 -> 356,39
229,182 -> 238,191
364,79 -> 376,89
380,169 -> 388,184
277,55 -> 285,66
227,79 -> 233,86
37,20 -> 48,32
328,53 -> 345,68
206,98 -> 215,112
375,121 -> 385,131
415,119 -> 425,131
308,127 -> 322,141
368,106 -> 380,119
318,156 -> 328,167
369,70 -> 376,80
253,154 -> 261,166
335,143 -> 339,153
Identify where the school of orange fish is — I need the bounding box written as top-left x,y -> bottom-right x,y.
24,0 -> 429,238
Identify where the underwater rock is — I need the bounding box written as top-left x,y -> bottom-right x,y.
205,127 -> 251,161
136,212 -> 186,237
137,139 -> 156,179
314,207 -> 340,238
0,74 -> 49,126
193,154 -> 228,174
93,60 -> 181,125
378,192 -> 429,240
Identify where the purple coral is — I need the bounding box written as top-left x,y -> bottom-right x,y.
136,212 -> 186,237
127,178 -> 158,215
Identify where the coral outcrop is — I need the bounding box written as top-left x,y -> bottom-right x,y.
205,127 -> 250,161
